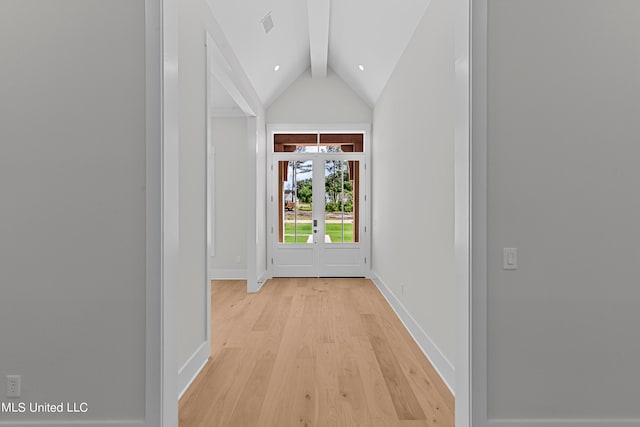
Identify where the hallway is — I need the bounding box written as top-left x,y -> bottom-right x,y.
179,279 -> 454,426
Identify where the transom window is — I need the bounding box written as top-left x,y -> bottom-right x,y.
274,133 -> 364,153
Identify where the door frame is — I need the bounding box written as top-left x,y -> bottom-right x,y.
154,0 -> 178,424
469,0 -> 487,425
456,0 -> 471,426
266,123 -> 372,279
158,2 -> 473,424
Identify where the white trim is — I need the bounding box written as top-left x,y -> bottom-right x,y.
205,34 -> 215,259
267,123 -> 373,138
252,272 -> 269,293
205,261 -> 212,367
209,269 -> 248,280
370,272 -> 455,394
454,0 -> 471,425
266,123 -> 372,279
272,152 -> 366,160
246,117 -> 258,292
160,0 -> 180,424
205,35 -> 255,118
145,0 -> 163,426
257,270 -> 270,283
363,125 -> 372,280
471,0 -> 488,426
205,267 -> 212,369
178,341 -> 210,399
204,30 -> 214,369
487,420 -> 640,427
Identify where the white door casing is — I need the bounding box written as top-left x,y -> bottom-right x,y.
267,125 -> 371,278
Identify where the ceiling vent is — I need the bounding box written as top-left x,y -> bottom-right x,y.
261,12 -> 274,34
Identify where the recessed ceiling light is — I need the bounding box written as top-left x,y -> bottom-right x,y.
358,64 -> 365,71
274,64 -> 280,71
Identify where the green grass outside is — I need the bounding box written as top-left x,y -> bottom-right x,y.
283,222 -> 311,243
284,235 -> 311,243
326,223 -> 354,242
284,222 -> 354,243
284,223 -> 312,234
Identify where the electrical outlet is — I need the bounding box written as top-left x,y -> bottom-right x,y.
7,375 -> 20,398
235,255 -> 241,264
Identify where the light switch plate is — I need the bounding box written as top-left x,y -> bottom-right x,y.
503,248 -> 518,270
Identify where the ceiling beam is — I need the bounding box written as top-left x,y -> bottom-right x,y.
307,0 -> 330,78
206,33 -> 255,117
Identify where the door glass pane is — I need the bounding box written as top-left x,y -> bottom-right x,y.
318,145 -> 343,153
279,160 -> 313,244
324,160 -> 359,243
319,134 -> 364,153
274,133 -> 364,153
296,145 -> 319,153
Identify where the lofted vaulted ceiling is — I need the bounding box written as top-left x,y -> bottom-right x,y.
206,0 -> 431,107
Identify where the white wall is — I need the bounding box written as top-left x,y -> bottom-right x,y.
177,0 -> 208,375
176,0 -> 266,391
371,0 -> 456,389
266,68 -> 372,124
210,117 -> 248,277
203,2 -> 267,294
0,0 -> 147,422
483,0 -> 640,422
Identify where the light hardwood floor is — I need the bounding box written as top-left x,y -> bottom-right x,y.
179,278 -> 454,427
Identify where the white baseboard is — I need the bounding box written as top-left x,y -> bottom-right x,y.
208,268 -> 247,280
178,341 -> 210,399
488,419 -> 640,427
250,271 -> 269,293
370,272 -> 455,395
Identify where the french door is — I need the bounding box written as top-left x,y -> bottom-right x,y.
270,153 -> 368,277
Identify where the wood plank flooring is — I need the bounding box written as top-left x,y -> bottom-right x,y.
179,278 -> 454,427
